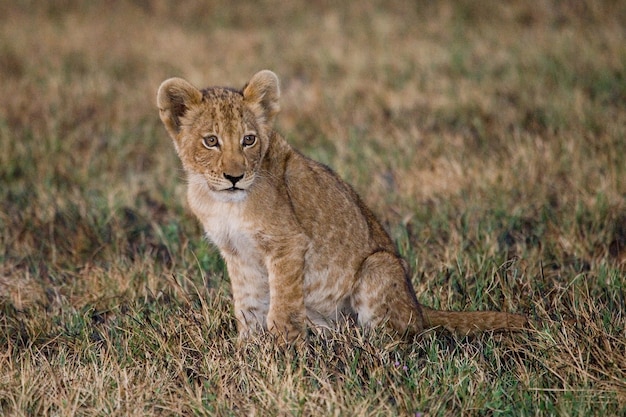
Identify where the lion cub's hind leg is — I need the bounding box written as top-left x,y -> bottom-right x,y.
351,251 -> 426,337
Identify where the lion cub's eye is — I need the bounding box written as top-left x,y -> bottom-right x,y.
242,134 -> 257,148
202,135 -> 219,149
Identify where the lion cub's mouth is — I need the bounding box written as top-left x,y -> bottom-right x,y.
213,184 -> 248,202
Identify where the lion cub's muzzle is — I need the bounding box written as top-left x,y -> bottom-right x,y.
210,172 -> 255,193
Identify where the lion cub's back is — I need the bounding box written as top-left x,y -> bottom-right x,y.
283,151 -> 394,293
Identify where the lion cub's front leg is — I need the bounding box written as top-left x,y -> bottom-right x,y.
261,233 -> 308,343
224,253 -> 270,340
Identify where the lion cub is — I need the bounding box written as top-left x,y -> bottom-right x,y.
157,70 -> 526,342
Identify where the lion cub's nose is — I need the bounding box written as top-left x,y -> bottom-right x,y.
224,173 -> 244,186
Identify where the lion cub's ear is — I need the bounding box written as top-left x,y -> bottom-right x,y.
157,78 -> 203,140
243,70 -> 280,126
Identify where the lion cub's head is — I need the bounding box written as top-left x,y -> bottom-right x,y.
157,70 -> 280,201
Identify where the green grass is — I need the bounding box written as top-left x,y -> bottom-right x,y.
1,0 -> 625,415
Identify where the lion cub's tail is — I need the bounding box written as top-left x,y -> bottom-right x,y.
421,306 -> 527,336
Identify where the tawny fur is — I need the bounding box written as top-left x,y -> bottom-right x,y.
157,70 -> 527,342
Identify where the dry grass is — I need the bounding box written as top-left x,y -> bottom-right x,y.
1,0 -> 625,415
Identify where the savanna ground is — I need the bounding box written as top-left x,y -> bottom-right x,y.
1,1 -> 625,415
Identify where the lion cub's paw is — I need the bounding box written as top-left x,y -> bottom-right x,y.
266,311 -> 307,344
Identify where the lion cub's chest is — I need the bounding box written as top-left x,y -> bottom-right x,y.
200,200 -> 259,260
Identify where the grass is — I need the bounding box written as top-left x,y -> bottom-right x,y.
1,0 -> 625,415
